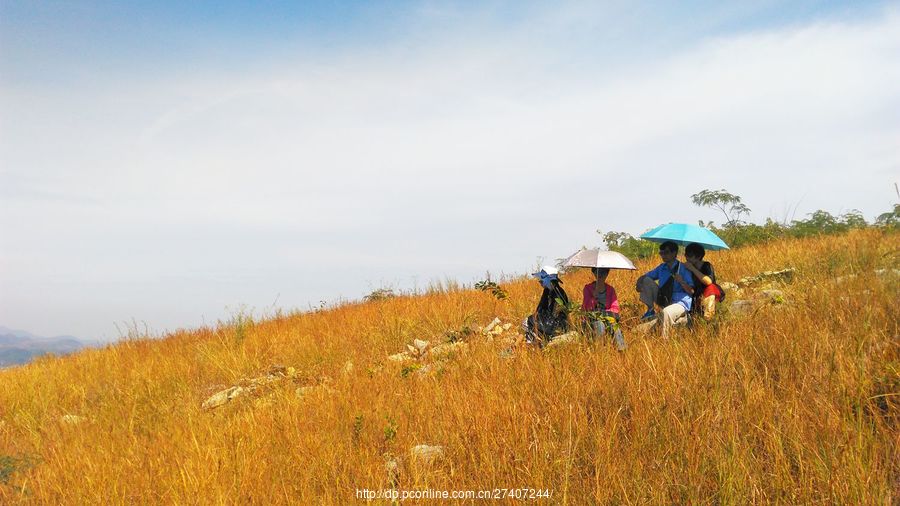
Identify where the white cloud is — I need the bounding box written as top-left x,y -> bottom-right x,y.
2,5 -> 898,338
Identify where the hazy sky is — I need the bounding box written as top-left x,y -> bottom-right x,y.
2,1 -> 898,341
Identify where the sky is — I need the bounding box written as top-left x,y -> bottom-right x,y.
2,1 -> 898,341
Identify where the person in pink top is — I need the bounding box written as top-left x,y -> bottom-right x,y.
581,267 -> 626,350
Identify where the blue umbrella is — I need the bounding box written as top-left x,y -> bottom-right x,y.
640,223 -> 729,251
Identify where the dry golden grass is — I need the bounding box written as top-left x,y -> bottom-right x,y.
0,229 -> 897,504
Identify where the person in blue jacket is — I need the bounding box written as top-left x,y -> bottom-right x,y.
635,241 -> 695,337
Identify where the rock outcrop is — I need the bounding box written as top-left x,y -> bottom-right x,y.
738,268 -> 795,286
202,365 -> 300,410
410,444 -> 444,465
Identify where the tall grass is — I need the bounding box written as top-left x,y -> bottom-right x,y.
0,229 -> 896,503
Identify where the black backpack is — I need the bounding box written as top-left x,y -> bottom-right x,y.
535,283 -> 570,337
656,262 -> 678,307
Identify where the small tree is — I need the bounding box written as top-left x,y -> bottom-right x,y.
596,230 -> 657,259
690,189 -> 751,227
840,209 -> 868,229
876,204 -> 899,229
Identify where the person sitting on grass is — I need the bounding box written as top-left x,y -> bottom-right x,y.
523,266 -> 570,347
635,241 -> 695,338
581,267 -> 626,351
682,242 -> 724,321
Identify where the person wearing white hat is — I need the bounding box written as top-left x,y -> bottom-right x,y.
522,266 -> 570,346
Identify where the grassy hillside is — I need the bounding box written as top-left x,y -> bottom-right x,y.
0,229 -> 897,503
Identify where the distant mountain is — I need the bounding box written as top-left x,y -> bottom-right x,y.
0,326 -> 38,339
0,327 -> 98,367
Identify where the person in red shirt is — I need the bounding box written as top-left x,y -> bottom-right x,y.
681,242 -> 724,320
582,267 -> 626,350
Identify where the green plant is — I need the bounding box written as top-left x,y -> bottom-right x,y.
383,416 -> 398,444
444,324 -> 475,343
0,454 -> 36,485
400,363 -> 423,378
231,308 -> 253,344
475,280 -> 508,300
875,204 -> 899,229
597,230 -> 658,259
364,288 -> 396,302
555,298 -> 622,339
351,415 -> 364,446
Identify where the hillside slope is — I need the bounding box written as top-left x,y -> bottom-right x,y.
0,229 -> 897,503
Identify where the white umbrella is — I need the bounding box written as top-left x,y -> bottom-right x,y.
564,248 -> 636,270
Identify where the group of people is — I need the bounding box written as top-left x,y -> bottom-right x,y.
523,241 -> 725,350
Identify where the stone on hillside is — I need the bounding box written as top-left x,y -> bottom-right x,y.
729,300 -> 758,316
246,365 -> 299,388
763,267 -> 796,282
739,268 -> 796,287
719,281 -> 742,296
202,386 -> 246,410
482,317 -> 502,335
267,364 -> 288,376
874,268 -> 900,281
545,331 -> 580,349
719,281 -> 739,292
249,375 -> 279,387
754,289 -> 786,303
501,323 -> 512,331
634,319 -> 657,335
342,361 -> 354,375
387,352 -> 413,363
60,414 -> 86,425
410,444 -> 444,465
406,339 -> 430,358
431,341 -> 468,360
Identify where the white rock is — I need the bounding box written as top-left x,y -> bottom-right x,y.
410,444 -> 444,465
387,352 -> 413,363
544,331 -> 580,349
739,268 -> 796,286
874,268 -> 900,281
430,341 -> 468,360
482,317 -> 502,334
413,339 -> 430,353
249,375 -> 279,387
405,339 -> 430,358
729,300 -> 758,316
202,386 -> 245,410
754,289 -> 785,303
